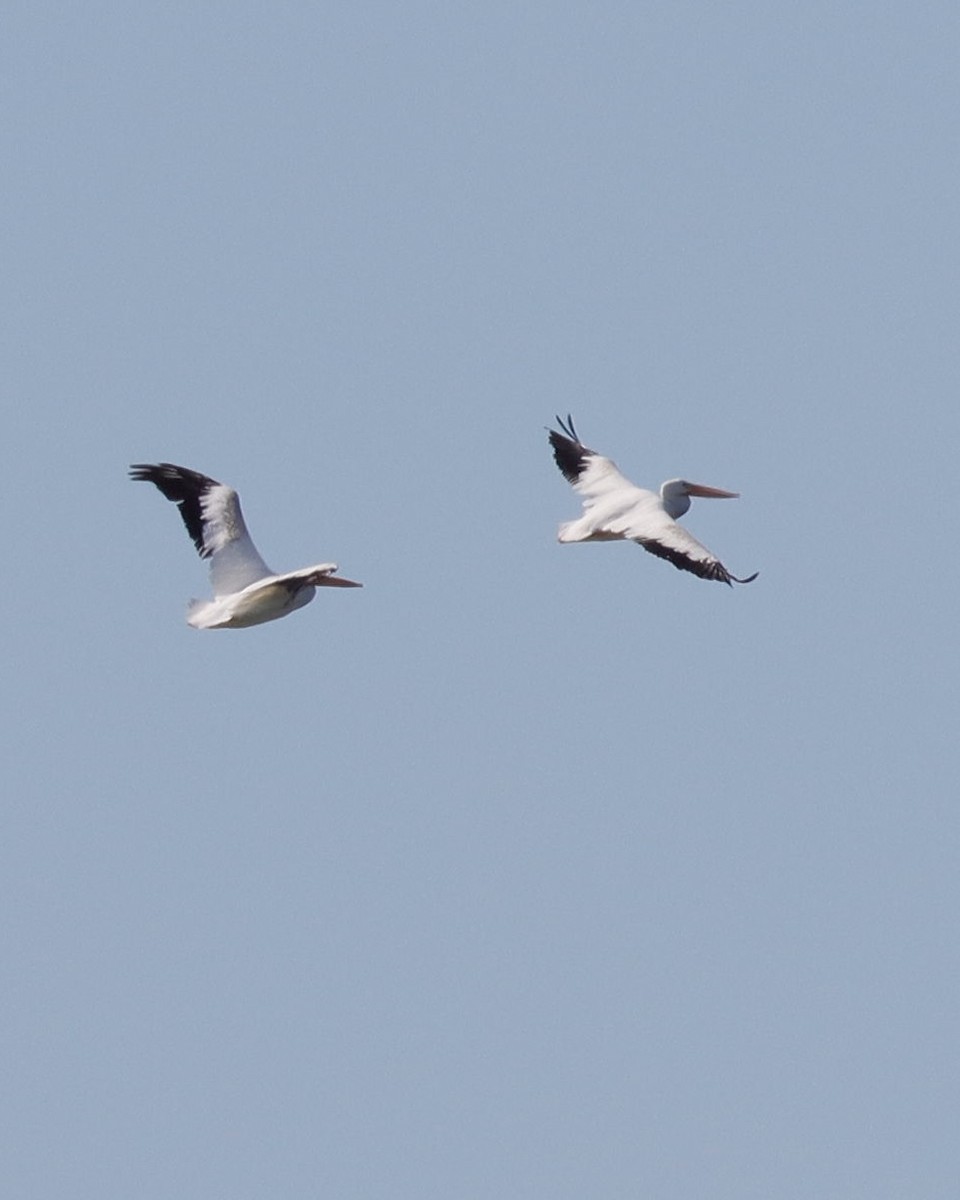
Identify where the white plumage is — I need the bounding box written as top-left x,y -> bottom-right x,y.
130,463 -> 361,628
547,416 -> 757,586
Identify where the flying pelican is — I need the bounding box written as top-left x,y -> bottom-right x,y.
547,416 -> 758,585
130,462 -> 362,628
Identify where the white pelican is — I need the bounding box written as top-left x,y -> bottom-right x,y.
547,416 -> 758,585
130,462 -> 362,628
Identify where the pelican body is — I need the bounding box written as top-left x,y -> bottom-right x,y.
547,416 -> 757,586
130,463 -> 361,628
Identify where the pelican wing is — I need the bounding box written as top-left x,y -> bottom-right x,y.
548,415 -> 658,539
548,415 -> 636,494
129,463 -> 274,595
631,511 -> 757,585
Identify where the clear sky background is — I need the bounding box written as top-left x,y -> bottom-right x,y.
3,2 -> 958,1196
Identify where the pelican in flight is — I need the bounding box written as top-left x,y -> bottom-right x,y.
547,416 -> 757,585
130,462 -> 362,628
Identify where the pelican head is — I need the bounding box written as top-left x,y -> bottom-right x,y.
660,478 -> 740,519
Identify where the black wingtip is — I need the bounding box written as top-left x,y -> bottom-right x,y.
547,413 -> 600,484
555,413 -> 580,444
128,462 -> 221,489
129,462 -> 219,558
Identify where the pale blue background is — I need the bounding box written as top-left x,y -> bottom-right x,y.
3,3 -> 958,1197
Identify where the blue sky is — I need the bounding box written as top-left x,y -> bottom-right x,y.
3,2 -> 959,1196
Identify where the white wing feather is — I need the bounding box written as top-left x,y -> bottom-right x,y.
199,484 -> 274,596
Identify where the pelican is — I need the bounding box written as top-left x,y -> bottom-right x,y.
547,416 -> 758,585
130,462 -> 362,628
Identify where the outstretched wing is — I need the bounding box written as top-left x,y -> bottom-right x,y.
548,414 -> 658,540
633,513 -> 758,586
129,463 -> 274,595
547,414 -> 639,496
